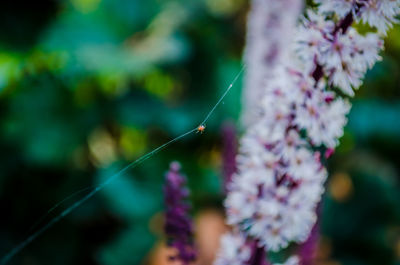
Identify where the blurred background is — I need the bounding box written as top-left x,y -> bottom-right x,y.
0,1 -> 399,265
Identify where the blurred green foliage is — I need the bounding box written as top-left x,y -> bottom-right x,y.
0,1 -> 399,265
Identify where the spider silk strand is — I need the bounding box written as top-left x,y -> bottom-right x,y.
0,65 -> 244,265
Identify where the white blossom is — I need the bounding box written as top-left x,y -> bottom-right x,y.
242,0 -> 303,127
214,231 -> 252,265
274,256 -> 300,265
323,29 -> 382,95
295,10 -> 334,64
296,11 -> 383,96
314,0 -> 357,18
215,232 -> 300,265
294,86 -> 351,147
359,0 -> 400,35
316,0 -> 400,35
226,139 -> 326,251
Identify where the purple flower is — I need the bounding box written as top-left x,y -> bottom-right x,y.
221,122 -> 237,194
164,161 -> 196,265
298,205 -> 321,265
298,222 -> 319,265
247,241 -> 271,265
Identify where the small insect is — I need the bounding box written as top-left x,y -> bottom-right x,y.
197,124 -> 206,134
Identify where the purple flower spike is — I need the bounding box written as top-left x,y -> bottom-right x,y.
298,205 -> 321,265
298,223 -> 319,265
247,241 -> 271,265
221,122 -> 237,194
164,161 -> 196,265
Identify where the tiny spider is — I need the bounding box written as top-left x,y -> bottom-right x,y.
197,124 -> 206,133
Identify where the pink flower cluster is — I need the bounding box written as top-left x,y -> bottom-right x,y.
215,0 -> 400,264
